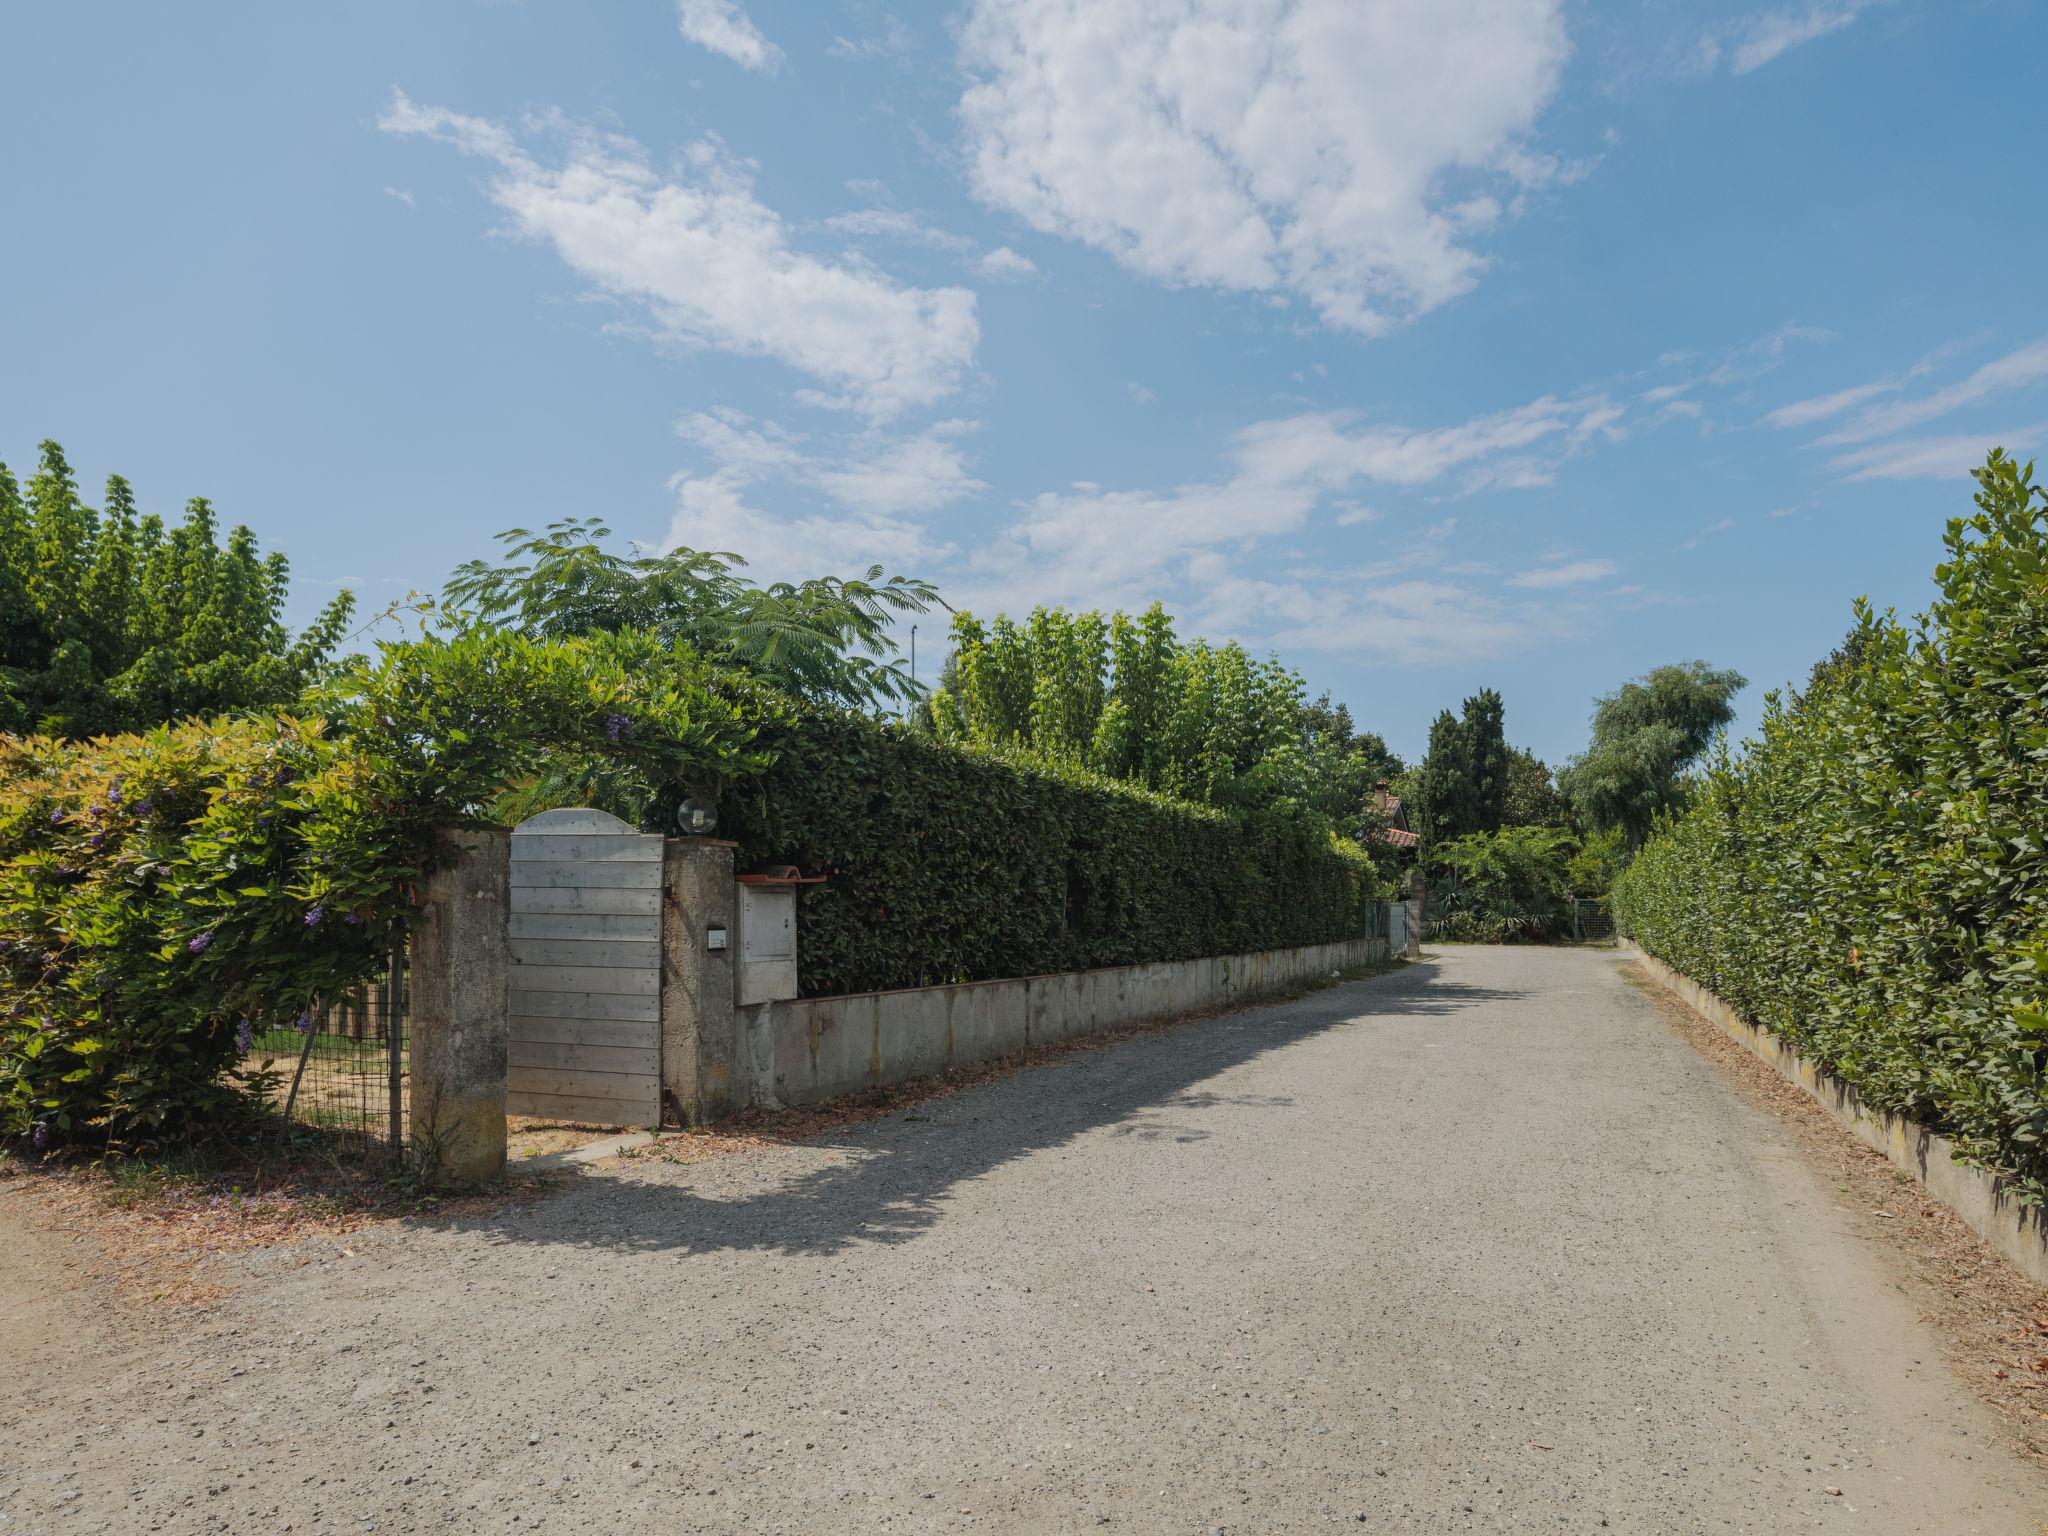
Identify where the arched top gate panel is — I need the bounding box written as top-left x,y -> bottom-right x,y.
507,808 -> 664,1127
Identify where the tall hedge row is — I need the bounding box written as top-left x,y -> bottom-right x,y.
1614,452 -> 2048,1200
724,711 -> 1385,997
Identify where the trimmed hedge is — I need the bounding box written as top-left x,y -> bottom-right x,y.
1614,452 -> 2048,1201
724,711 -> 1386,997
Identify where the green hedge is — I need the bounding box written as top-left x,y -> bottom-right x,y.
1614,452 -> 2048,1200
724,711 -> 1386,997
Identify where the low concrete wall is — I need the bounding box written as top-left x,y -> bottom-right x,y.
744,934 -> 1391,1110
1624,941 -> 2048,1288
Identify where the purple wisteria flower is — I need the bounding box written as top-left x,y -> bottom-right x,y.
48,810 -> 63,825
342,913 -> 363,928
303,906 -> 325,928
187,931 -> 214,954
107,784 -> 123,805
235,1019 -> 254,1054
605,713 -> 634,742
293,1012 -> 312,1035
86,833 -> 105,849
29,1122 -> 49,1152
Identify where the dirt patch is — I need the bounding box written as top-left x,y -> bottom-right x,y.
1623,962 -> 2048,1462
507,1115 -> 637,1160
0,1139 -> 555,1311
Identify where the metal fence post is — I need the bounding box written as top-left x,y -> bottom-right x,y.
387,945 -> 405,1153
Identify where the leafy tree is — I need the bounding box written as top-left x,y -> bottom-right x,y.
1564,824 -> 1627,897
1502,746 -> 1567,828
1413,689 -> 1510,850
442,517 -> 941,712
928,601 -> 1382,830
0,440 -> 354,738
1429,824 -> 1576,942
1558,661 -> 1746,848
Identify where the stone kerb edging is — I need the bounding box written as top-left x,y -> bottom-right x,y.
1622,940 -> 2048,1289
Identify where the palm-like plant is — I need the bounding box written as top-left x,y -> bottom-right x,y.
444,518 -> 943,711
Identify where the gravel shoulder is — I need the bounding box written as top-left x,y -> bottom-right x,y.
3,946 -> 2045,1534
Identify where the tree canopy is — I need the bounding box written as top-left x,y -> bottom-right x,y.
442,517 -> 942,712
0,440 -> 354,738
925,602 -> 1379,832
1412,689 -> 1509,849
1558,660 -> 1746,847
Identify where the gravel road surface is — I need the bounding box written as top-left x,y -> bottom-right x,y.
4,946 -> 2045,1533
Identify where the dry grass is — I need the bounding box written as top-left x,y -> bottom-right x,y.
1624,963 -> 2048,1463
0,1133 -> 555,1309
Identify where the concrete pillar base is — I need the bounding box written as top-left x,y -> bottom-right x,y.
408,828 -> 511,1186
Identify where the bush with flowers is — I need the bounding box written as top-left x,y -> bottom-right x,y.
0,626 -> 771,1152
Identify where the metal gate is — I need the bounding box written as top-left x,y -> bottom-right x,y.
1571,895 -> 1616,943
508,808 -> 663,1126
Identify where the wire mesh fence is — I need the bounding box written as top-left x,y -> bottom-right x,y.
1571,896 -> 1615,942
239,946 -> 409,1152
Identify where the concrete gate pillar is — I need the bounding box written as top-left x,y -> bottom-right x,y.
661,837 -> 740,1125
408,828 -> 511,1185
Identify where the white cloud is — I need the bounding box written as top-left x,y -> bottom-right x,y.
969,392 -> 1623,615
1125,382 -> 1156,406
812,421 -> 988,515
825,208 -> 978,253
1815,337 -> 2048,445
1676,518 -> 1735,552
957,0 -> 1574,335
1266,578 -> 1571,666
382,186 -> 415,209
1763,378 -> 1897,428
1828,428 -> 2043,482
1332,502 -> 1378,527
378,92 -> 978,418
666,471 -> 936,584
975,246 -> 1038,280
829,15 -> 917,63
1730,2 -> 1878,74
675,0 -> 782,73
660,411 -> 984,580
1509,558 -> 1619,589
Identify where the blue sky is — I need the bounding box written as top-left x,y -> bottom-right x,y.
4,0 -> 2045,766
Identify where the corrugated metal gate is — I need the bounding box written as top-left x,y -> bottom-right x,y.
508,808 -> 662,1126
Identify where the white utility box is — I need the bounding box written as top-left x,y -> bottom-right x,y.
736,882 -> 799,1005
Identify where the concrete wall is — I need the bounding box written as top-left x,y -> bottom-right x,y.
742,933 -> 1391,1110
1625,941 -> 2048,1288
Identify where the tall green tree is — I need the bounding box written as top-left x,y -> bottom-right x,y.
928,601 -> 1381,829
442,517 -> 942,712
1558,660 -> 1746,848
0,440 -> 354,737
1413,688 -> 1510,849
1502,746 -> 1567,828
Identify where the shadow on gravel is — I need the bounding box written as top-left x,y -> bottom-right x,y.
449,958 -> 1521,1260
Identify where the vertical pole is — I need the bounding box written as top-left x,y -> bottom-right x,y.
1572,896 -> 1580,944
387,945 -> 405,1153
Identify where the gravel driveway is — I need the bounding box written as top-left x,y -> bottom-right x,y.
5,946 -> 2045,1533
